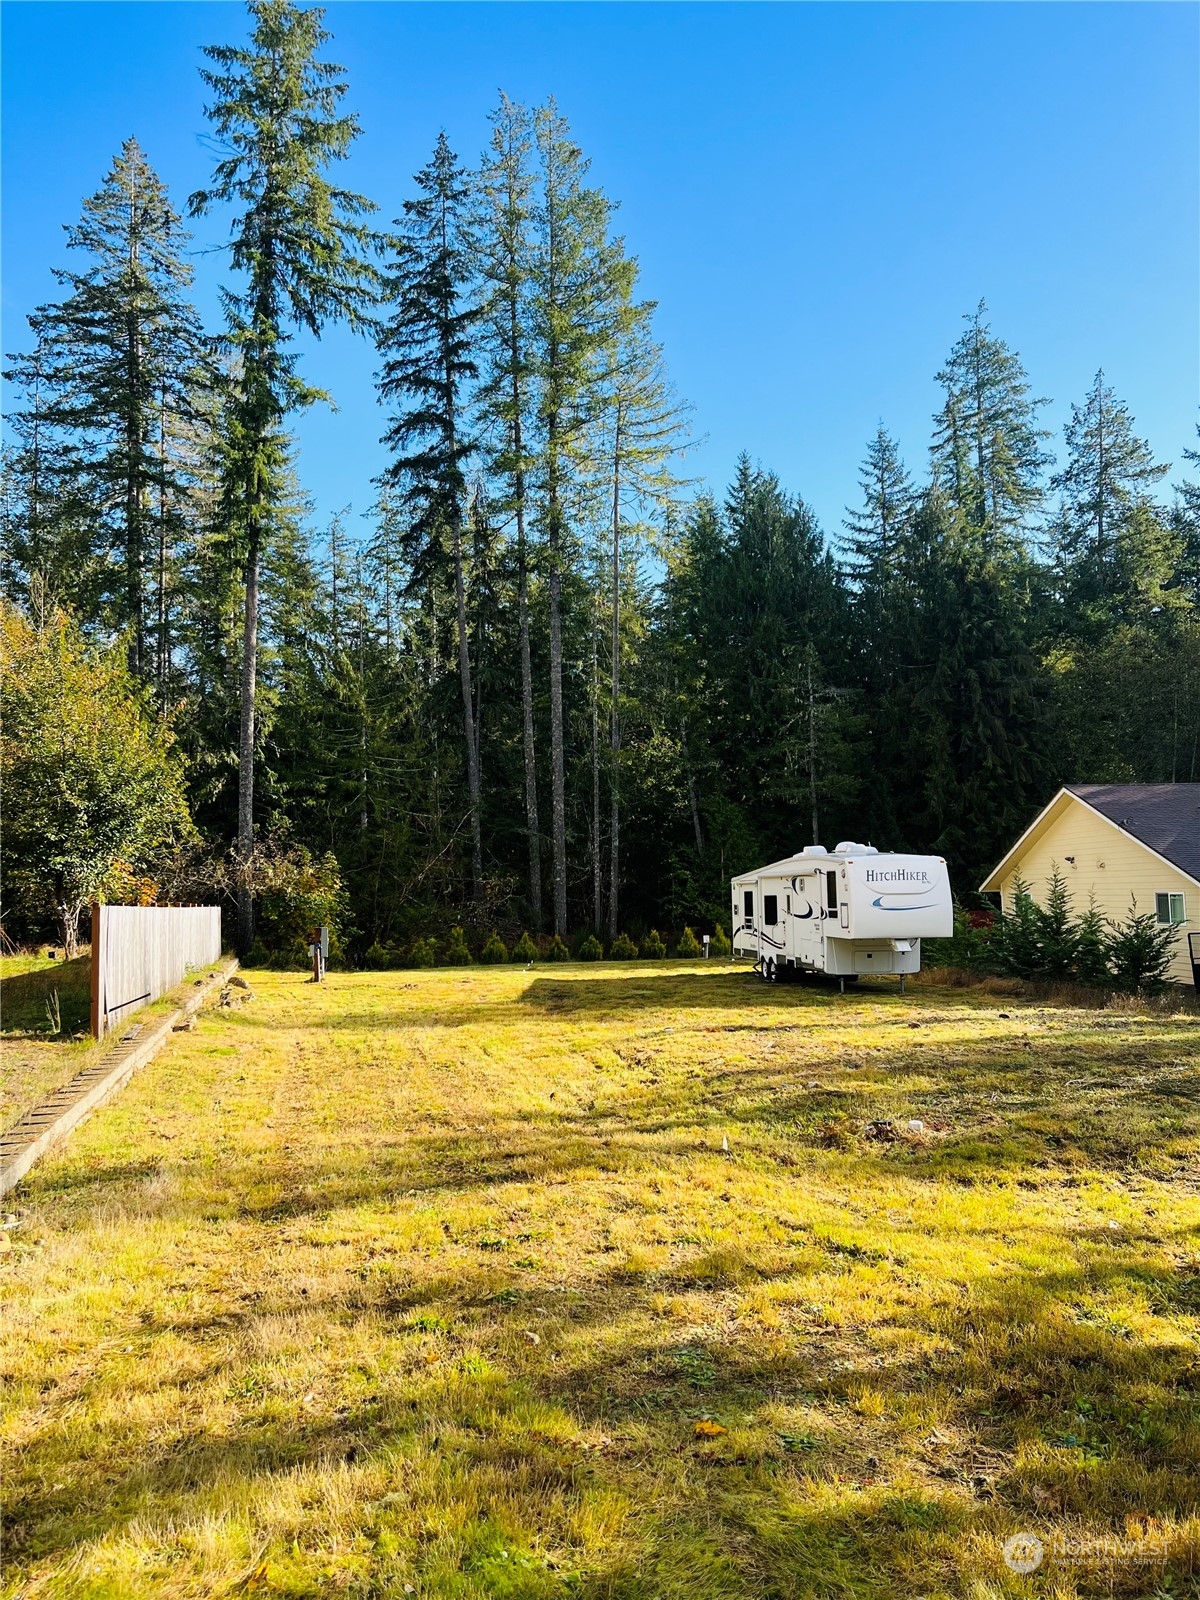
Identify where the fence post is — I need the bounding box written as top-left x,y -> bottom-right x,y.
90,903 -> 102,1039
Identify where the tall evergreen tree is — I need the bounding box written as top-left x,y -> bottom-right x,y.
376,132 -> 483,902
189,0 -> 378,954
883,492 -> 1054,880
597,289 -> 688,937
1050,371 -> 1170,632
531,99 -> 625,934
477,95 -> 544,926
6,141 -> 214,672
842,424 -> 915,586
0,342 -> 94,614
931,301 -> 1051,544
1172,425 -> 1200,607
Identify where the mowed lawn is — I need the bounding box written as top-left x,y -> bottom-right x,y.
4,963 -> 1200,1599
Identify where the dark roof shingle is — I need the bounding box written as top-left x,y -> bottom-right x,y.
1068,784 -> 1200,883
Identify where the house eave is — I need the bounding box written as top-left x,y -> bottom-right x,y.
980,787 -> 1200,895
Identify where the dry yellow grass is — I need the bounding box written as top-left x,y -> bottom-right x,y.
3,961 -> 1200,1598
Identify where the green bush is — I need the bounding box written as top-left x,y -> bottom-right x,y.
709,924 -> 731,957
269,940 -> 313,971
480,932 -> 508,964
578,934 -> 604,961
512,930 -> 537,963
1106,898 -> 1179,993
408,936 -> 437,968
363,941 -> 390,970
675,926 -> 702,958
252,840 -> 351,961
608,932 -> 638,960
243,937 -> 271,969
639,929 -> 666,959
547,935 -> 570,962
443,926 -> 472,966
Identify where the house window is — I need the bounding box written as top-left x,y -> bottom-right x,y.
1156,893 -> 1187,926
764,894 -> 778,926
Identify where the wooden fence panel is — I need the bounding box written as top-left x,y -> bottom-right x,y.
91,905 -> 223,1039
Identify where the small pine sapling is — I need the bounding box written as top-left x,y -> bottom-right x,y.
675,927 -> 703,958
409,936 -> 437,968
1105,898 -> 1178,994
1073,900 -> 1111,989
709,924 -> 731,957
480,932 -> 509,963
640,930 -> 666,958
364,941 -> 389,969
444,927 -> 473,965
547,935 -> 570,962
578,934 -> 604,961
991,875 -> 1043,978
1034,866 -> 1080,980
608,933 -> 638,960
512,931 -> 538,963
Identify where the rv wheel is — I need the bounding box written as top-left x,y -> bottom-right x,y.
763,957 -> 777,983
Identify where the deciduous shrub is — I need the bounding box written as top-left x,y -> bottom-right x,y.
444,926 -> 472,965
546,935 -> 570,962
578,933 -> 604,961
640,930 -> 666,958
480,932 -> 508,963
675,926 -> 702,958
1,602 -> 195,955
609,933 -> 638,959
252,841 -> 350,967
512,931 -> 537,963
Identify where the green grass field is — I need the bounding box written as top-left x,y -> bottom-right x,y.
3,961 -> 1200,1598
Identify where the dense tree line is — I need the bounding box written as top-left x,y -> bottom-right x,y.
3,0 -> 1197,957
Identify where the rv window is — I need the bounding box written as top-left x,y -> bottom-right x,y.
826,871 -> 838,912
764,894 -> 778,926
743,890 -> 754,923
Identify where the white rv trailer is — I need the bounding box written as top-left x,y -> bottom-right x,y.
731,843 -> 953,986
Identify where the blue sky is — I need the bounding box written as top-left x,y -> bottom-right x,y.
3,1 -> 1197,545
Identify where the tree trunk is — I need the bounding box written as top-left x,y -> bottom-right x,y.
607,431 -> 621,941
807,656 -> 820,847
682,717 -> 704,857
236,527 -> 260,957
547,531 -> 568,937
517,520 -> 542,928
591,614 -> 602,932
59,901 -> 81,961
454,518 -> 483,904
157,392 -> 169,711
125,162 -> 145,678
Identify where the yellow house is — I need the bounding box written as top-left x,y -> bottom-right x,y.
980,784 -> 1200,989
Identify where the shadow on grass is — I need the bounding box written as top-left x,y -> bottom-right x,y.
1,955 -> 90,1037
8,1232 -> 1200,1596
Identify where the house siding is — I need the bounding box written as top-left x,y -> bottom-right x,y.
1001,797 -> 1195,987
